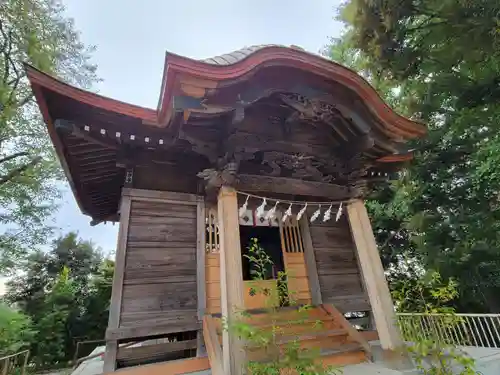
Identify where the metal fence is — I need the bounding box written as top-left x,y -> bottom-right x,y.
0,350 -> 29,375
397,313 -> 500,348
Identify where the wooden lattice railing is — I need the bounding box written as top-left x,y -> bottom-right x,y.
0,350 -> 29,375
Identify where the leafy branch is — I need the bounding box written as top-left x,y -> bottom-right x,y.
224,238 -> 339,375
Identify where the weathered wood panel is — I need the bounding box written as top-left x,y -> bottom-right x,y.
280,217 -> 312,304
119,197 -> 199,335
206,253 -> 221,314
131,165 -> 199,194
310,215 -> 368,312
117,339 -> 197,365
104,195 -> 132,373
108,356 -> 210,375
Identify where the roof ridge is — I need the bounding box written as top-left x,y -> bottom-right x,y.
200,44 -> 322,65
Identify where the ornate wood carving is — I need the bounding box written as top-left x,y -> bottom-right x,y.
261,152 -> 324,180
197,163 -> 239,191
281,93 -> 343,124
178,130 -> 219,163
237,174 -> 360,199
227,131 -> 332,159
257,150 -> 371,184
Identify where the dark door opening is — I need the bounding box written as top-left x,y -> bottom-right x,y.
239,225 -> 285,281
239,225 -> 289,307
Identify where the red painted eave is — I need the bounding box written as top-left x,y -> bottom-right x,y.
25,65 -> 158,124
159,46 -> 427,139
376,152 -> 414,163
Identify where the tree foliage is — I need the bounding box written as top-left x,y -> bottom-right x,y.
326,0 -> 500,313
227,238 -> 338,375
0,0 -> 98,272
5,232 -> 113,368
0,303 -> 35,356
33,266 -> 75,368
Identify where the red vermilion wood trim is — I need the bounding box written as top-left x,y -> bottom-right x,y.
27,46 -> 426,141
161,47 -> 426,139
376,153 -> 414,163
25,65 -> 157,123
30,84 -> 89,216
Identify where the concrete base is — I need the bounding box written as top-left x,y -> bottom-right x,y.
369,341 -> 415,372
69,342 -> 500,375
364,341 -> 500,375
336,363 -> 417,375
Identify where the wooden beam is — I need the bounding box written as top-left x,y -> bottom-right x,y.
330,294 -> 371,314
217,186 -> 245,375
106,322 -> 202,341
203,316 -> 224,375
55,119 -> 118,150
103,194 -> 132,373
346,200 -> 402,350
122,188 -> 198,204
299,217 -> 322,305
196,196 -> 207,356
227,131 -> 334,159
115,148 -> 205,169
335,134 -> 374,160
74,151 -> 115,161
238,174 -> 355,199
321,304 -> 372,358
103,356 -> 210,375
117,339 -> 197,364
103,341 -> 117,374
90,213 -> 119,226
196,197 -> 207,319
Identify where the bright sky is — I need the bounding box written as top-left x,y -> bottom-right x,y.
54,0 -> 345,252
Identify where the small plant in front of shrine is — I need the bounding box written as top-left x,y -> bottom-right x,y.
226,237 -> 342,375
396,270 -> 480,375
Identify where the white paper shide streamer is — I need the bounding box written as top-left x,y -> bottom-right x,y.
265,200 -> 279,220
239,195 -> 249,218
336,202 -> 343,222
323,204 -> 333,222
256,198 -> 267,218
236,191 -> 347,224
310,205 -> 321,223
282,203 -> 293,222
296,203 -> 307,221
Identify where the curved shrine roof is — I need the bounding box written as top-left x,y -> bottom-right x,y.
26,44 -> 427,223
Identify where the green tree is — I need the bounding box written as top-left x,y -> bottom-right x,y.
326,0 -> 500,313
33,266 -> 75,369
0,303 -> 35,356
7,232 -> 103,316
0,0 -> 98,272
78,259 -> 114,341
5,232 -> 113,368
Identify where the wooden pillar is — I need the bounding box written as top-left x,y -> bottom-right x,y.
346,200 -> 402,350
299,217 -> 322,306
103,194 -> 132,373
217,186 -> 245,375
196,196 -> 207,356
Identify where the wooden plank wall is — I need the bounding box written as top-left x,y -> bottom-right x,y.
280,217 -> 312,304
206,253 -> 221,314
309,215 -> 370,313
205,207 -> 221,314
119,191 -> 199,331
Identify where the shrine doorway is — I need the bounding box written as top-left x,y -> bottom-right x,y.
239,225 -> 287,309
238,209 -> 312,309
